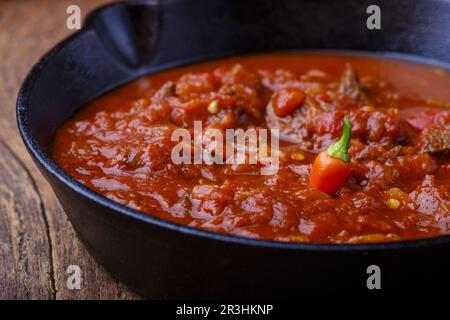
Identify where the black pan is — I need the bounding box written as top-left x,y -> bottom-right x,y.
17,0 -> 450,298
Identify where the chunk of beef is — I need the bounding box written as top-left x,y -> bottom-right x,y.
154,74 -> 238,129
336,64 -> 367,108
190,183 -> 234,219
409,175 -> 450,227
353,153 -> 437,190
152,81 -> 176,102
175,73 -> 220,98
219,64 -> 263,118
258,68 -> 297,91
311,108 -> 401,145
257,68 -> 324,93
416,126 -> 450,155
265,94 -> 322,147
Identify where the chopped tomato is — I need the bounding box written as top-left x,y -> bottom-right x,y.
272,88 -> 306,117
403,107 -> 449,131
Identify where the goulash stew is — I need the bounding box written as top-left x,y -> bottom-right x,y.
52,54 -> 450,244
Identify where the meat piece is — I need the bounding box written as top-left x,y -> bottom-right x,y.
337,64 -> 366,108
350,143 -> 414,163
357,153 -> 437,190
152,81 -> 176,102
219,64 -> 263,118
175,72 -> 219,98
416,126 -> 450,155
190,183 -> 234,219
409,175 -> 450,223
311,108 -> 401,145
265,95 -> 322,147
164,76 -> 239,129
223,64 -> 260,87
258,68 -> 323,93
258,68 -> 297,90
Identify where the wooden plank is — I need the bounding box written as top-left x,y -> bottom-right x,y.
0,138 -> 54,299
0,0 -> 140,299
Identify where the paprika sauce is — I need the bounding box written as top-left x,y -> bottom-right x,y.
52,53 -> 450,243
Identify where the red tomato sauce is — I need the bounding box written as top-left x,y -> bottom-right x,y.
52,53 -> 450,243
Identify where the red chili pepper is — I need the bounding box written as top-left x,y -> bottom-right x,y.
309,117 -> 351,194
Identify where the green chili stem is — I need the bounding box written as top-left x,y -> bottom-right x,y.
327,117 -> 351,162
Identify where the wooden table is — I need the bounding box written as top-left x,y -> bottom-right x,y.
0,0 -> 140,299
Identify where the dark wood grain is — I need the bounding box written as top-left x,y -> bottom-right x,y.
0,0 -> 140,299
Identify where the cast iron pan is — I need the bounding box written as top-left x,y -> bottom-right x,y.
17,0 -> 450,298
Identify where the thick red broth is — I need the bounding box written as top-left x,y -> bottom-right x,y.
52,53 -> 450,243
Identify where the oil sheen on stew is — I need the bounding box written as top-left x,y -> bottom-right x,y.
52,53 -> 450,244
